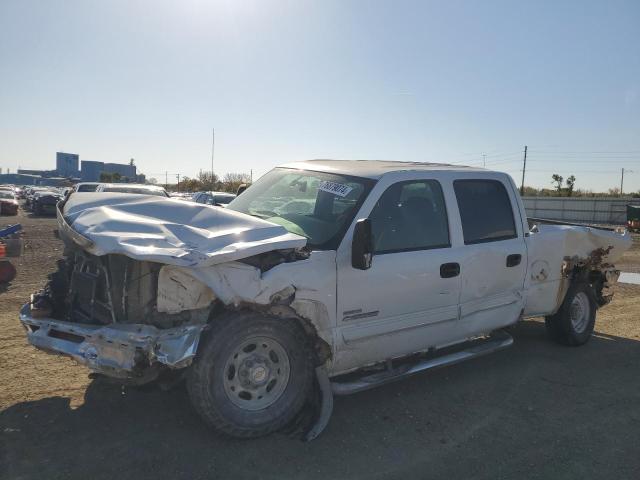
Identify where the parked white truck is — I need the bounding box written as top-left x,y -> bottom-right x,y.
20,160 -> 631,439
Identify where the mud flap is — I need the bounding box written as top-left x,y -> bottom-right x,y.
303,366 -> 334,442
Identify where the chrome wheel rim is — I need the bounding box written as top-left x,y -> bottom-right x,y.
569,292 -> 590,333
222,336 -> 291,411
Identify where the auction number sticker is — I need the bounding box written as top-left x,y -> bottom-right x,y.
318,180 -> 353,197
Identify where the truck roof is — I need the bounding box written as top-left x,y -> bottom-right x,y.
280,159 -> 484,179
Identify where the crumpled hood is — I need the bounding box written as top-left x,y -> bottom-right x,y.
60,192 -> 307,267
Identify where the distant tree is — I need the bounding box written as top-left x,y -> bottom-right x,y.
181,177 -> 204,192
565,175 -> 576,197
129,158 -> 135,166
198,171 -> 220,191
222,172 -> 252,193
147,177 -> 158,184
551,174 -> 564,194
521,186 -> 540,197
113,172 -> 122,182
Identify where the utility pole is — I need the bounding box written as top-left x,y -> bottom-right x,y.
176,174 -> 180,192
211,128 -> 215,190
165,171 -> 168,190
620,168 -> 624,196
250,169 -> 253,183
482,153 -> 486,168
520,145 -> 528,196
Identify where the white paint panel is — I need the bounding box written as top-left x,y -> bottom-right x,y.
341,305 -> 459,344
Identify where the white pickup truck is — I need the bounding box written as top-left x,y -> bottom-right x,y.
20,160 -> 631,440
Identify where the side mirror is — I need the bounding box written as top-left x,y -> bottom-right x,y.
352,218 -> 373,270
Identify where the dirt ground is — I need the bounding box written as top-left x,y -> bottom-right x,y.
1,211 -> 639,480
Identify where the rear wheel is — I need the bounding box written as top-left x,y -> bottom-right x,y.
187,312 -> 314,438
545,283 -> 596,346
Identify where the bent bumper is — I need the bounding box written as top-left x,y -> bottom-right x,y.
19,303 -> 205,378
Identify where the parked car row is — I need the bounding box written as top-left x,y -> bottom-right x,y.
191,191 -> 237,206
0,187 -> 19,216
2,181 -> 243,217
23,187 -> 65,216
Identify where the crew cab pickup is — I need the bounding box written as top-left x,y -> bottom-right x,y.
20,160 -> 631,440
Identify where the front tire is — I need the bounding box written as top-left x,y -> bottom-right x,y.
187,311 -> 314,438
545,283 -> 596,346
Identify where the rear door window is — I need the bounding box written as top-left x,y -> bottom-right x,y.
453,179 -> 517,244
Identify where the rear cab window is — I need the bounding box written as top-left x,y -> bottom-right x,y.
453,179 -> 517,244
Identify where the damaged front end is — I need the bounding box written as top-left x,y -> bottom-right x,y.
21,246 -> 212,383
21,304 -> 204,381
20,193 -> 311,383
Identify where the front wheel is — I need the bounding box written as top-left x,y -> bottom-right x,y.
545,283 -> 596,346
187,312 -> 314,438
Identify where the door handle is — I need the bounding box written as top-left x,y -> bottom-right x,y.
440,262 -> 460,278
506,254 -> 522,267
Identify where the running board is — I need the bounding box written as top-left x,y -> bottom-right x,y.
330,330 -> 514,396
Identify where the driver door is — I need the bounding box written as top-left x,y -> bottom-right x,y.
334,177 -> 462,373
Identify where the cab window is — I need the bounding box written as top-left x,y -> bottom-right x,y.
370,180 -> 450,254
453,179 -> 517,244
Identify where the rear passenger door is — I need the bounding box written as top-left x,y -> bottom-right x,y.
453,178 -> 527,333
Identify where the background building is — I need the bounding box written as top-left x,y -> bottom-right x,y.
0,173 -> 41,185
2,152 -> 141,185
104,162 -> 136,179
78,161 -> 137,181
17,168 -> 56,177
80,161 -> 104,182
55,152 -> 79,177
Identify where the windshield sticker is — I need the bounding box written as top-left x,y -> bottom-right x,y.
318,180 -> 353,197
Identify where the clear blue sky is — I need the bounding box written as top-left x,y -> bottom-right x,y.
1,0 -> 639,192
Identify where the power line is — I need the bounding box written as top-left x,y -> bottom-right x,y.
501,168 -> 624,174
528,149 -> 640,154
529,159 -> 640,164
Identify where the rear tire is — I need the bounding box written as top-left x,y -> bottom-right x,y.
187,311 -> 314,438
545,283 -> 596,346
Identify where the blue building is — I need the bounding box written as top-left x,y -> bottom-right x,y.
104,162 -> 136,179
0,173 -> 40,185
80,161 -> 104,182
56,152 -> 80,177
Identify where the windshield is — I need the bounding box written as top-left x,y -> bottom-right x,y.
103,187 -> 167,197
226,168 -> 374,249
215,194 -> 235,205
77,184 -> 98,192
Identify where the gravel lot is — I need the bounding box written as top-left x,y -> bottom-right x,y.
1,211 -> 639,480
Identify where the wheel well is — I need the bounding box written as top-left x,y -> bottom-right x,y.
205,305 -> 332,368
569,267 -> 609,307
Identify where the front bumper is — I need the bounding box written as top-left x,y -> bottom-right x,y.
19,303 -> 205,379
